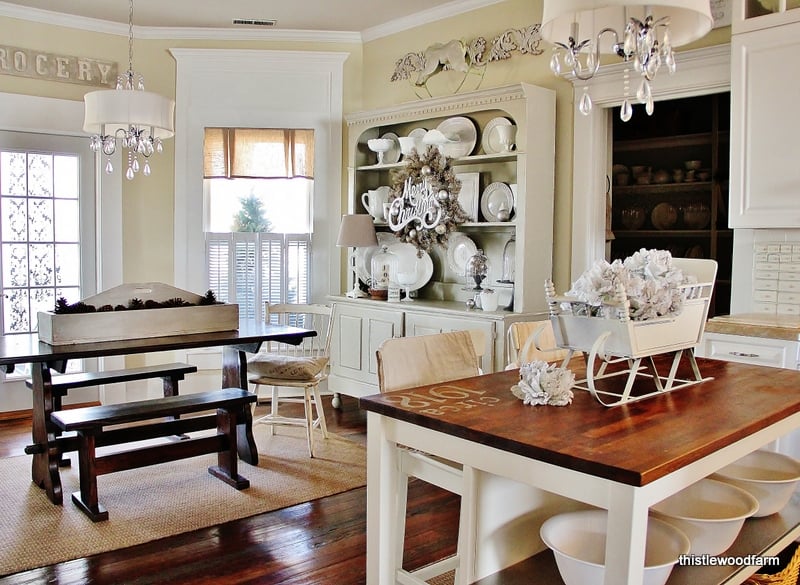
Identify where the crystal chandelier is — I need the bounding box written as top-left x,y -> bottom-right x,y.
83,0 -> 175,179
540,1 -> 712,121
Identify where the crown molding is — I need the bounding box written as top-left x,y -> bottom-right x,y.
0,0 -> 504,44
362,0 -> 506,42
0,1 -> 360,43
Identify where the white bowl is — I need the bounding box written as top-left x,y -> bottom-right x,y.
650,478 -> 758,555
711,449 -> 800,517
540,509 -> 689,585
398,136 -> 421,156
367,138 -> 394,154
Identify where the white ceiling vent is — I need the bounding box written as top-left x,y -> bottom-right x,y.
232,18 -> 277,26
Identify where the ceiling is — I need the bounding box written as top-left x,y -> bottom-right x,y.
0,0 -> 505,39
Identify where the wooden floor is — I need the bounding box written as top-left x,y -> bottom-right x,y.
0,395 -> 461,585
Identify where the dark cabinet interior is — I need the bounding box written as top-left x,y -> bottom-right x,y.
609,92 -> 732,317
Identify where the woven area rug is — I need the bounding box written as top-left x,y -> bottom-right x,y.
0,427 -> 366,576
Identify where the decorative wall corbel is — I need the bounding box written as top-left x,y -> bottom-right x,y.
391,24 -> 543,96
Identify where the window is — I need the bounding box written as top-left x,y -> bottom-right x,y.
0,146 -> 82,335
0,130 -> 95,381
203,128 -> 314,323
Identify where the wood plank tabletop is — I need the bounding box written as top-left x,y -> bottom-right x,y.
360,357 -> 800,486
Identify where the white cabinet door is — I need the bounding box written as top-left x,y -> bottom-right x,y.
730,21 -> 800,227
404,312 -> 495,372
330,304 -> 402,393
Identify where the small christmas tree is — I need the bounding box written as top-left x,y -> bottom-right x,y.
232,193 -> 273,233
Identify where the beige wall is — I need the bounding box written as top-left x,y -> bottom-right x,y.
0,3 -> 729,294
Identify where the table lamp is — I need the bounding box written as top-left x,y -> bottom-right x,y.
337,214 -> 378,298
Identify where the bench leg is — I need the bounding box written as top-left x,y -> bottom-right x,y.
208,407 -> 250,490
72,431 -> 108,522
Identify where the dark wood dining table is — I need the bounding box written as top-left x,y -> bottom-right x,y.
0,320 -> 315,506
360,356 -> 800,585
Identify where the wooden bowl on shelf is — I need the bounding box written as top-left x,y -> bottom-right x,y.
682,204 -> 711,229
620,207 -> 646,230
651,203 -> 678,230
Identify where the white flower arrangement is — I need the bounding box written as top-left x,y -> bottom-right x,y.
565,248 -> 694,321
511,360 -> 575,407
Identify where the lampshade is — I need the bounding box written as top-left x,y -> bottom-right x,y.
336,214 -> 379,248
83,89 -> 175,139
541,0 -> 713,52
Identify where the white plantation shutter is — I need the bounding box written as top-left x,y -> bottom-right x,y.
234,234 -> 258,321
287,235 -> 310,305
206,232 -> 311,323
206,234 -> 231,303
260,234 -> 284,311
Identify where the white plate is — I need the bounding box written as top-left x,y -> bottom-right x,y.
446,232 -> 478,276
354,232 -> 395,284
436,117 -> 477,159
482,117 -> 513,154
386,243 -> 433,292
380,132 -> 401,164
480,182 -> 514,222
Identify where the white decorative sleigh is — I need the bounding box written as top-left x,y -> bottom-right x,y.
543,258 -> 718,407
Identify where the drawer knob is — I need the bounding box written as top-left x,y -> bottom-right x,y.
729,351 -> 760,358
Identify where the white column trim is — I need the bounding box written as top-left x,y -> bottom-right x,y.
170,48 -> 348,302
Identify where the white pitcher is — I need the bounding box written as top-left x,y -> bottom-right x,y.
362,187 -> 390,222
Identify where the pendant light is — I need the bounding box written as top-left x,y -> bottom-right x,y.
83,0 -> 175,179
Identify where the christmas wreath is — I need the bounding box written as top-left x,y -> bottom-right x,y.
388,145 -> 469,253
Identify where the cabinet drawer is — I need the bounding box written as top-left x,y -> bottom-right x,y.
697,333 -> 800,369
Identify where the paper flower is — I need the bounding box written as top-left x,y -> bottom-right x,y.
564,248 -> 694,321
511,360 -> 575,407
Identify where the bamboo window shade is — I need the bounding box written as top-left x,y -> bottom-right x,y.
203,128 -> 314,179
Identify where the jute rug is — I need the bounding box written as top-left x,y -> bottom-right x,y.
0,427 -> 366,576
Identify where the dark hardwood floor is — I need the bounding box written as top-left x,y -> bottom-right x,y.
0,395 -> 460,585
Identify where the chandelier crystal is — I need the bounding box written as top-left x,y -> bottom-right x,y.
83,0 -> 174,180
540,1 -> 712,121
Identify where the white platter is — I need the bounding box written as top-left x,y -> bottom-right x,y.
455,172 -> 479,222
409,127 -> 427,140
482,117 -> 513,154
386,242 -> 433,292
354,232 -> 395,284
447,232 -> 478,276
436,116 -> 477,159
380,132 -> 401,164
481,182 -> 514,222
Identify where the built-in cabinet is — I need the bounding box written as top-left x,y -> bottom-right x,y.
343,83 -> 555,313
328,297 -> 539,403
610,93 -> 733,316
729,3 -> 800,227
329,84 -> 556,402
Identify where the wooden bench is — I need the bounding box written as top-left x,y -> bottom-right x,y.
26,361 -> 198,399
50,388 -> 257,522
24,362 -> 199,463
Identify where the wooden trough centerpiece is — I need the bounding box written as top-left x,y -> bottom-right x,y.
37,283 -> 239,345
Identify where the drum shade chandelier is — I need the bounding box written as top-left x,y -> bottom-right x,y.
540,1 -> 712,120
83,0 -> 175,179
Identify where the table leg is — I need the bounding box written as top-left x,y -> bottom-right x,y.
366,412 -> 401,585
221,346 -> 258,465
604,483 -> 648,585
30,363 -> 63,505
